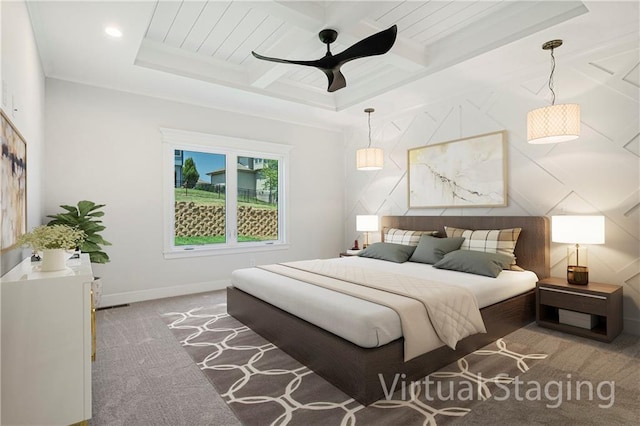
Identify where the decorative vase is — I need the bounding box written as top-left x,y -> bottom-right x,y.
40,249 -> 68,272
566,246 -> 589,285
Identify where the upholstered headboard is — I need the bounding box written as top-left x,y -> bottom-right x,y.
381,216 -> 550,279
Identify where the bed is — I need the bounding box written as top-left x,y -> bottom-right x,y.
227,216 -> 550,405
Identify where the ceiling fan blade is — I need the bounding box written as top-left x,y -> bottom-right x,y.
324,69 -> 347,92
333,25 -> 397,65
251,24 -> 397,92
253,50 -> 345,91
251,51 -> 322,67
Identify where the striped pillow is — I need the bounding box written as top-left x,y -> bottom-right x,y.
384,228 -> 438,246
444,226 -> 521,264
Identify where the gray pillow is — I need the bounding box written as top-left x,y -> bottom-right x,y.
433,250 -> 515,278
358,242 -> 416,263
409,236 -> 465,264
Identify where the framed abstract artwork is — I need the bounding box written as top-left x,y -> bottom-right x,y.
1,110 -> 27,252
408,131 -> 507,209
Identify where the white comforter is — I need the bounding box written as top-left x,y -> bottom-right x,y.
259,259 -> 487,361
230,256 -> 537,356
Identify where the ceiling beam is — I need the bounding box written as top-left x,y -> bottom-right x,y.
246,26 -> 319,88
253,1 -> 323,30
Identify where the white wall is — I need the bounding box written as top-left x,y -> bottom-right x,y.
344,43 -> 640,335
1,0 -> 47,275
1,0 -> 45,244
44,79 -> 344,306
0,0 -> 46,418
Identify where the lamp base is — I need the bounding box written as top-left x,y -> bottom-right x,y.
567,265 -> 589,285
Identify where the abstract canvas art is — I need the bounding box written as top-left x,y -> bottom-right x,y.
1,111 -> 27,251
408,131 -> 506,208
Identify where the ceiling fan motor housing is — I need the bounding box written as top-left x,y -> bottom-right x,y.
319,29 -> 338,44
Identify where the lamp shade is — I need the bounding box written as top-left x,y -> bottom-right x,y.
356,148 -> 383,170
551,215 -> 605,244
527,104 -> 580,144
356,215 -> 379,232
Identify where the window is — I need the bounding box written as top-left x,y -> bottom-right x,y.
161,128 -> 290,258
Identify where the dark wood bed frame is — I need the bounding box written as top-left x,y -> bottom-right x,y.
227,216 -> 549,406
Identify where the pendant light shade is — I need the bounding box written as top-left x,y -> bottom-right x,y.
356,108 -> 383,170
527,103 -> 580,144
356,148 -> 384,170
527,40 -> 580,144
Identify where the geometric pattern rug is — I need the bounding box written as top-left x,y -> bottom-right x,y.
163,304 -> 548,425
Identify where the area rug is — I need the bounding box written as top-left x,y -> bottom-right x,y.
163,304 -> 548,425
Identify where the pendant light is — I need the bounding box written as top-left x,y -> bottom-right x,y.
527,40 -> 580,144
356,108 -> 383,170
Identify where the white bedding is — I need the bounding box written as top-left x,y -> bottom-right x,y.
230,256 -> 537,351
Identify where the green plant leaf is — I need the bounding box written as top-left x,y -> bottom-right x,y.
86,234 -> 112,246
87,203 -> 106,212
60,205 -> 79,213
78,200 -> 96,217
80,241 -> 101,252
83,223 -> 106,233
87,211 -> 105,217
47,214 -> 75,224
89,251 -> 110,263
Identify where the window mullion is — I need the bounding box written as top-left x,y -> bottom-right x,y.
278,155 -> 286,244
226,153 -> 238,245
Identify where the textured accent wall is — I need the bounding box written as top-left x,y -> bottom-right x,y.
345,44 -> 639,334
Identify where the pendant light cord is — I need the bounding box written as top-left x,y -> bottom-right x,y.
367,111 -> 372,148
548,47 -> 556,106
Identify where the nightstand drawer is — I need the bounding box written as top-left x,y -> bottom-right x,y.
538,286 -> 607,316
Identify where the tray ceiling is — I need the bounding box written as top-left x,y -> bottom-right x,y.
133,0 -> 588,111
25,1 -> 639,127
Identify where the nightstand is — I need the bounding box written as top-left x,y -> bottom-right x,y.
536,277 -> 623,342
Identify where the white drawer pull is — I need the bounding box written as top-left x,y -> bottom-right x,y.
539,287 -> 606,300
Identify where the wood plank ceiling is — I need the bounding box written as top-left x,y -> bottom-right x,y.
135,1 -> 588,110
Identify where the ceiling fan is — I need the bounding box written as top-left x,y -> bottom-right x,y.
251,25 -> 398,93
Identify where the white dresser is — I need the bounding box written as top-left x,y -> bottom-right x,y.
1,254 -> 93,425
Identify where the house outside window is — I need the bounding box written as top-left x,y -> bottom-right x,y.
174,149 -> 184,187
161,128 -> 290,258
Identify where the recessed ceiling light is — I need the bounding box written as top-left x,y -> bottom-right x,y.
105,26 -> 122,38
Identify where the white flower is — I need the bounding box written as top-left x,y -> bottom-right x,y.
18,225 -> 86,251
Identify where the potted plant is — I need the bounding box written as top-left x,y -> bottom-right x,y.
47,200 -> 111,263
47,200 -> 111,307
18,225 -> 85,271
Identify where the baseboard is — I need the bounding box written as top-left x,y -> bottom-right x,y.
100,279 -> 230,307
624,317 -> 640,336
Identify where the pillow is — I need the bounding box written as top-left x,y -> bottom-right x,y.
444,226 -> 521,263
358,242 -> 416,263
384,228 -> 438,246
409,236 -> 465,264
433,250 -> 515,278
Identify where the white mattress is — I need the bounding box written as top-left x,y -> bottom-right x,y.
230,256 -> 537,349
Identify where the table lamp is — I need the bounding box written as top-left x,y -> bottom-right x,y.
551,215 -> 605,285
356,215 -> 378,248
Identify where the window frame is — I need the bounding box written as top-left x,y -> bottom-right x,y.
161,128 -> 291,259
